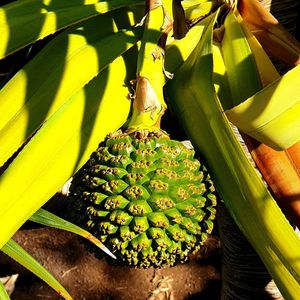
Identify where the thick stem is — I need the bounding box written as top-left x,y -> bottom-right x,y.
127,76 -> 166,131
127,0 -> 171,131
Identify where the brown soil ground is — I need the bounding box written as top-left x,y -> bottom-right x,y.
0,227 -> 221,300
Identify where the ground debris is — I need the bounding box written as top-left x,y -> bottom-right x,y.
148,275 -> 174,300
0,274 -> 18,296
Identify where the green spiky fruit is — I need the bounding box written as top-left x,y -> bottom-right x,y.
68,129 -> 217,268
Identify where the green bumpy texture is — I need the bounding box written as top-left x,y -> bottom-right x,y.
68,130 -> 217,268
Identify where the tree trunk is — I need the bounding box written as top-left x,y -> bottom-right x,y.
218,203 -> 283,299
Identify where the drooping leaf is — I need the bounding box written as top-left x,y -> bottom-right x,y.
2,239 -> 72,300
0,47 -> 137,249
166,11 -> 300,298
0,0 -> 144,59
0,20 -> 142,167
0,281 -> 10,300
30,208 -> 116,259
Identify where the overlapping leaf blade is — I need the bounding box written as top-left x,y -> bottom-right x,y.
0,0 -> 144,59
238,0 -> 300,66
166,12 -> 300,298
0,19 -> 142,167
221,9 -> 261,107
2,239 -> 72,299
228,6 -> 300,228
226,64 -> 300,150
0,47 -> 137,248
222,9 -> 300,150
30,209 -> 116,258
0,281 -> 10,300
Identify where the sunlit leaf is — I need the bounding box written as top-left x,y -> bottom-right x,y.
166,11 -> 300,298
0,0 -> 144,58
2,239 -> 72,300
0,281 -> 10,300
30,209 -> 116,259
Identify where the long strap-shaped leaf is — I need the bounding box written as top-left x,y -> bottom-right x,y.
0,0 -> 144,59
0,22 -> 142,167
165,14 -> 211,73
166,12 -> 300,298
222,10 -> 300,150
0,47 -> 136,248
30,208 -> 116,259
220,9 -> 262,107
2,239 -> 72,300
232,7 -> 300,228
0,281 -> 10,300
225,65 -> 300,150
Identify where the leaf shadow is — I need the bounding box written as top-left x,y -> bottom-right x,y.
0,0 -> 144,175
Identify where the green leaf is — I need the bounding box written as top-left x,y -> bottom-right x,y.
221,10 -> 300,150
166,11 -> 300,298
165,15 -> 211,74
2,239 -> 72,300
30,209 -> 116,259
225,64 -> 300,150
0,281 -> 10,300
221,9 -> 262,106
0,0 -> 144,59
0,21 -> 142,167
0,47 -> 137,249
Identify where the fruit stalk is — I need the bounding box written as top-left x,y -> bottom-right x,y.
127,0 -> 170,131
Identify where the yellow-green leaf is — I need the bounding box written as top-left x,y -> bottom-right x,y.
2,239 -> 72,300
226,64 -> 300,150
0,281 -> 10,300
30,209 -> 116,259
0,16 -> 141,167
0,47 -> 137,249
166,11 -> 300,298
221,9 -> 262,106
0,0 -> 143,59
